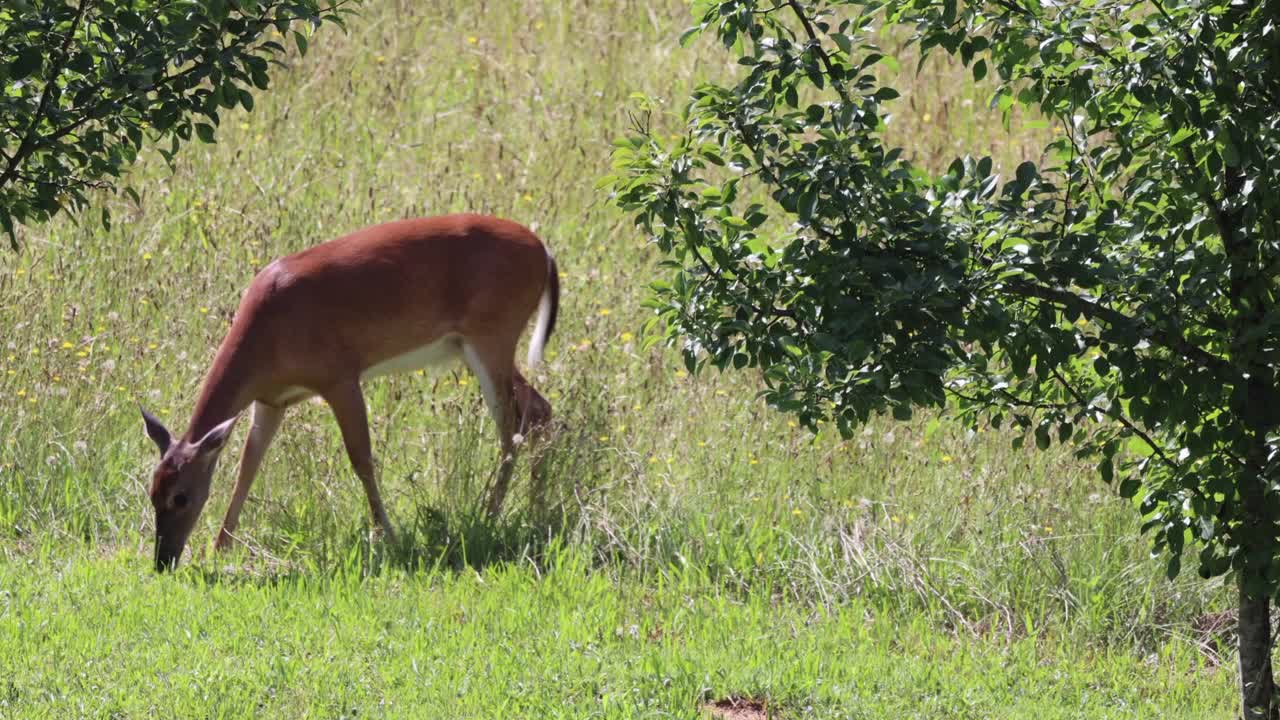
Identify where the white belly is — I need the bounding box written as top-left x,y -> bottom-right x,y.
264,337 -> 463,407
361,336 -> 462,380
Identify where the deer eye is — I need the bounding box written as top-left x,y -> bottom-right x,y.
172,493 -> 189,510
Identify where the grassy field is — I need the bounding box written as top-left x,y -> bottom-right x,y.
0,0 -> 1237,717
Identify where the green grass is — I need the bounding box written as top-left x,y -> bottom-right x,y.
0,0 -> 1236,717
0,545 -> 1230,719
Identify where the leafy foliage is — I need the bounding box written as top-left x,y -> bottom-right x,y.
611,0 -> 1279,611
0,0 -> 357,247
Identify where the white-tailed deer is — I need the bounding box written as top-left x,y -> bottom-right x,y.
140,215 -> 559,571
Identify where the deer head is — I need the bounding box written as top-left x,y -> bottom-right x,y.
141,408 -> 237,571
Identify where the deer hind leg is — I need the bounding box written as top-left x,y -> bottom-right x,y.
215,401 -> 285,551
322,379 -> 396,542
513,369 -> 553,514
462,338 -> 518,518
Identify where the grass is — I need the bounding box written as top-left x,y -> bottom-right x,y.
0,545 -> 1227,719
0,0 -> 1236,717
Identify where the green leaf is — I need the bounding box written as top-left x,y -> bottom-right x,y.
832,33 -> 852,56
9,47 -> 43,80
972,59 -> 987,82
1015,161 -> 1037,187
1118,478 -> 1141,499
1221,140 -> 1241,167
679,25 -> 702,47
195,123 -> 216,144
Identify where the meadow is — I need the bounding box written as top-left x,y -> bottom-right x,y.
0,0 -> 1238,717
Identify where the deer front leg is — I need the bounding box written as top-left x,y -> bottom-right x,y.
215,401 -> 285,550
322,380 -> 396,542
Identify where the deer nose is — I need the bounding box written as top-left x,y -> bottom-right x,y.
154,529 -> 185,572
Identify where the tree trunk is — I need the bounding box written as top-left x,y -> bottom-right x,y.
1239,576 -> 1276,719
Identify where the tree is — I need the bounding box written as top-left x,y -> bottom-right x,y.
609,0 -> 1280,715
0,0 -> 357,249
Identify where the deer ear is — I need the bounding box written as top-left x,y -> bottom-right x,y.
140,406 -> 173,456
194,415 -> 238,456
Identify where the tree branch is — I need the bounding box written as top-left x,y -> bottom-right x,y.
785,0 -> 855,108
1002,280 -> 1239,381
0,0 -> 92,191
1048,365 -> 1181,472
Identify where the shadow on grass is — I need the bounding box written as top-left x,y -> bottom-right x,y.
182,372 -> 614,586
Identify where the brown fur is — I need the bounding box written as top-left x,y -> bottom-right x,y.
143,214 -> 558,570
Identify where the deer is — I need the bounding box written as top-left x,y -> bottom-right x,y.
138,214 -> 559,571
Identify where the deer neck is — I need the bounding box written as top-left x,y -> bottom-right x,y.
185,332 -> 260,442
